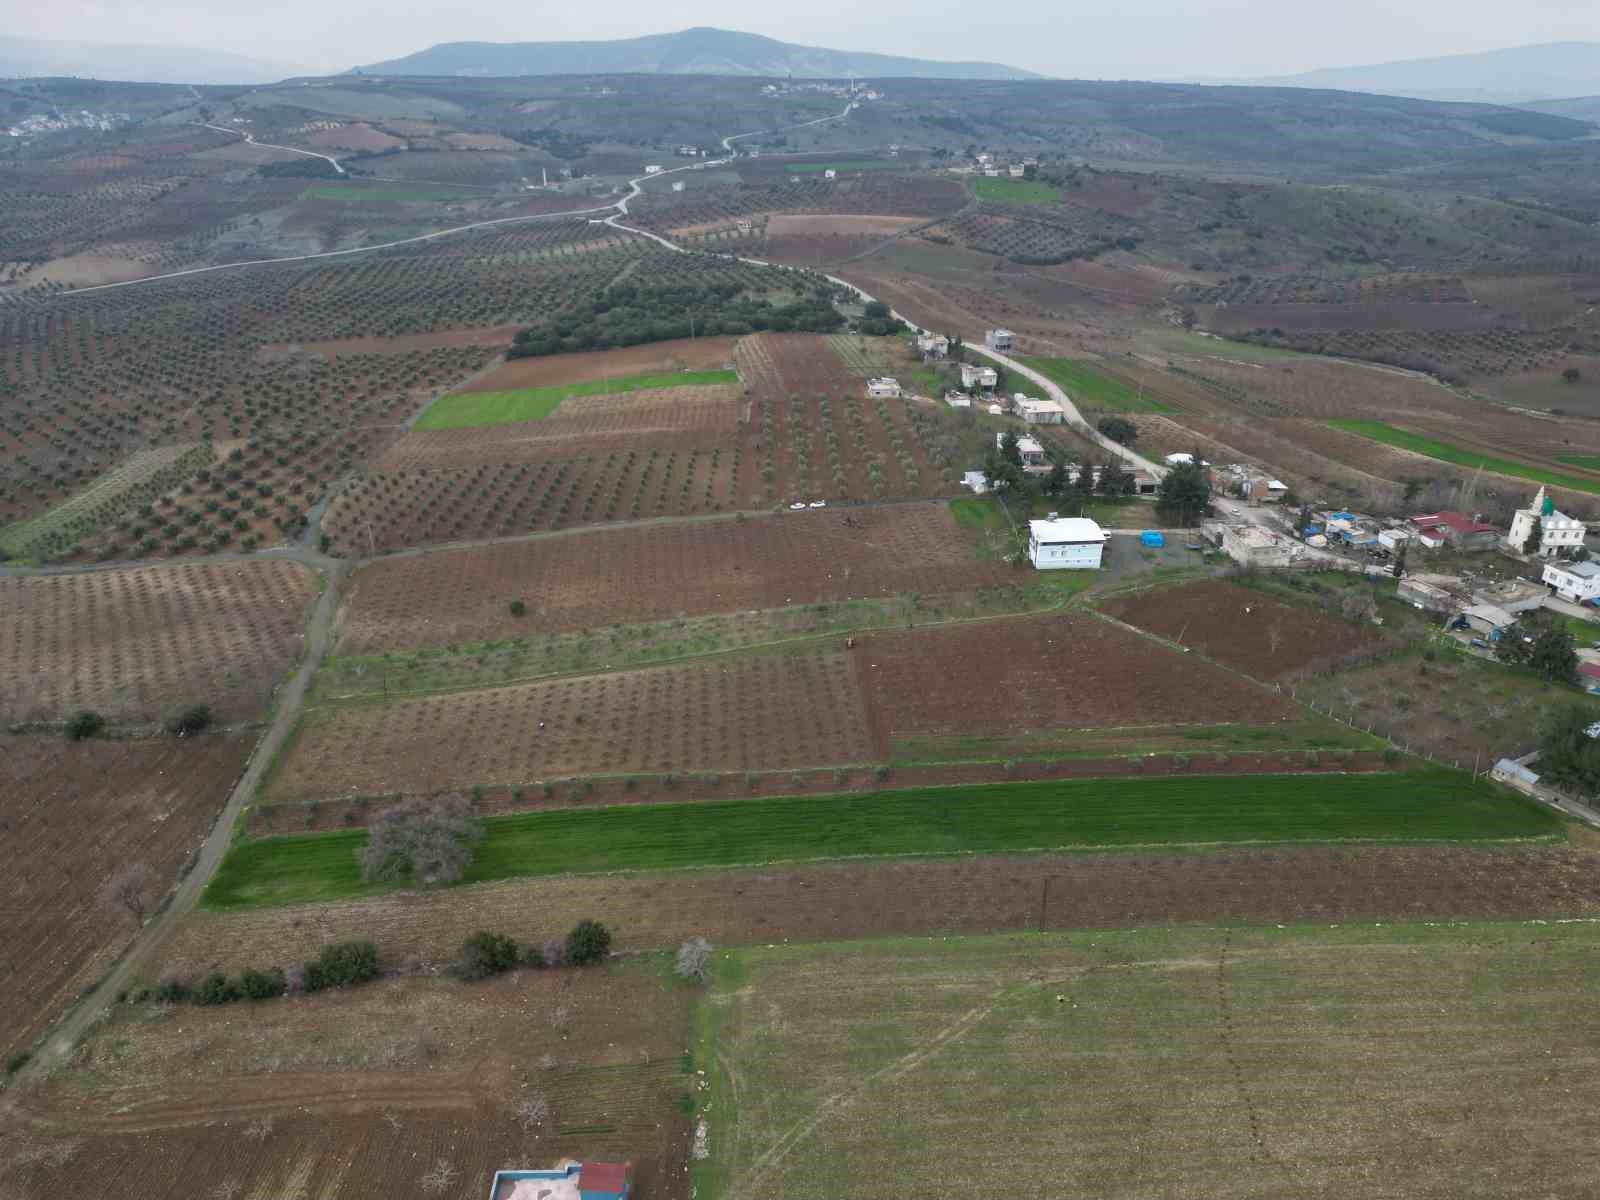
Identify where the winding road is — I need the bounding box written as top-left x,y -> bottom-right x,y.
198,121 -> 346,175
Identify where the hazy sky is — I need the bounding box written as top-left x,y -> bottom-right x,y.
16,0 -> 1600,78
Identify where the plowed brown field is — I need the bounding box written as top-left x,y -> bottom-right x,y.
159,845 -> 1600,976
269,649 -> 871,802
1100,580 -> 1390,680
855,612 -> 1299,758
1,559 -> 318,725
0,732 -> 253,1063
336,503 -> 1007,653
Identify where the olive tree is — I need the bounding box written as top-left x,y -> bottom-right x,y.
358,794 -> 484,887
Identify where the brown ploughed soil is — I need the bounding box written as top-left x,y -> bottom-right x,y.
0,732 -> 254,1064
1099,579 -> 1391,681
336,502 -> 1007,653
1,559 -> 318,725
460,336 -> 743,392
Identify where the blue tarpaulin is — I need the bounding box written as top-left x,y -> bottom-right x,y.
1139,530 -> 1165,547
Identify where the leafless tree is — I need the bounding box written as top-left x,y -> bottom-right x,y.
210,1180 -> 242,1200
674,937 -> 715,983
357,794 -> 484,887
103,862 -> 157,924
243,1117 -> 274,1143
1265,621 -> 1284,657
381,1109 -> 404,1133
420,1160 -> 459,1194
512,1092 -> 550,1131
549,1003 -> 573,1032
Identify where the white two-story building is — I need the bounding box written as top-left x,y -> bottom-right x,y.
1028,516 -> 1106,570
1544,559 -> 1600,605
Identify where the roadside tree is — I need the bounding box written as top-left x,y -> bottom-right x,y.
1537,703 -> 1600,797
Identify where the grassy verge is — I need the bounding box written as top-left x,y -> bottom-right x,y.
1329,420 -> 1600,495
415,370 -> 739,430
1559,455 -> 1600,470
973,178 -> 1060,206
787,161 -> 901,173
888,719 -> 1379,765
202,768 -> 1556,910
1020,357 -> 1170,413
303,183 -> 478,203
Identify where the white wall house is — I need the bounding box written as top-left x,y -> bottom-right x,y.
866,377 -> 902,398
644,164 -> 663,174
1544,559 -> 1600,604
985,328 -> 1015,351
996,431 -> 1048,469
1028,516 -> 1106,570
1015,398 -> 1065,424
960,363 -> 998,390
1508,487 -> 1587,557
916,332 -> 949,358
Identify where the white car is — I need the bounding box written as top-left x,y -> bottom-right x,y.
789,502 -> 807,510
808,500 -> 827,508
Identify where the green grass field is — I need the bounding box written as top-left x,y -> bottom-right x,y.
1020,357 -> 1170,412
1330,421 -> 1600,495
787,161 -> 901,173
203,769 -> 1554,910
414,369 -> 739,430
1558,454 -> 1600,470
691,921 -> 1600,1199
972,177 -> 1061,205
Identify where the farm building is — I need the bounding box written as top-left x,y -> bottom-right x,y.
1410,512 -> 1499,550
866,377 -> 902,398
1028,515 -> 1106,569
1543,559 -> 1600,605
1459,603 -> 1516,639
824,168 -> 837,179
1378,528 -> 1411,551
671,180 -> 686,192
1008,163 -> 1026,177
1508,487 -> 1587,557
997,432 -> 1048,470
1131,471 -> 1159,496
1492,757 -> 1544,795
491,1161 -> 631,1200
1015,397 -> 1065,424
1398,579 -> 1455,612
916,332 -> 949,359
961,470 -> 990,493
1250,478 -> 1289,504
1164,452 -> 1207,467
945,391 -> 972,409
1220,525 -> 1298,568
985,328 -> 1015,351
960,363 -> 999,390
644,165 -> 662,175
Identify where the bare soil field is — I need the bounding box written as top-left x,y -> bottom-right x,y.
0,559 -> 318,725
157,845 -> 1600,978
855,612 -> 1299,759
763,214 -> 924,266
335,504 -> 1008,653
268,648 -> 871,802
8,961 -> 691,1200
373,385 -> 743,470
1100,580 -> 1391,681
0,732 -> 253,1064
461,337 -> 744,393
301,123 -> 407,152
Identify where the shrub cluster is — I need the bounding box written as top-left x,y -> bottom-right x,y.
452,920 -> 612,981
131,941 -> 379,1008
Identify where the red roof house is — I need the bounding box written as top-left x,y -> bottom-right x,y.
1409,512 -> 1499,548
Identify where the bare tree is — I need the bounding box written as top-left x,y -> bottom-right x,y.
674,937 -> 715,983
210,1180 -> 242,1200
243,1117 -> 274,1143
103,862 -> 157,924
420,1160 -> 459,1194
512,1092 -> 550,1131
1265,621 -> 1284,658
357,794 -> 484,887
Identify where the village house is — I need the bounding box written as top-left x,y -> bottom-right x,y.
960,363 -> 998,390
1028,515 -> 1106,570
916,332 -> 950,359
1398,578 -> 1456,613
1014,397 -> 1066,424
1220,525 -> 1298,568
1131,470 -> 1159,497
866,377 -> 902,399
985,328 -> 1015,351
1008,163 -> 1026,177
997,432 -> 1048,470
643,165 -> 662,175
823,168 -> 837,179
1544,559 -> 1600,605
1508,487 -> 1587,557
491,1161 -> 631,1200
945,391 -> 972,409
1410,511 -> 1499,550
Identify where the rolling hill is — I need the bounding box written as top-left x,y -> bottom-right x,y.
1259,41 -> 1600,106
355,26 -> 1040,81
0,35 -> 302,85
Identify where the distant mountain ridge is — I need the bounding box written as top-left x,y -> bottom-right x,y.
1256,41 -> 1600,105
0,35 -> 301,85
355,26 -> 1040,81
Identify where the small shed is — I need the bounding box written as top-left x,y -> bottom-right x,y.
1139,530 -> 1165,547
